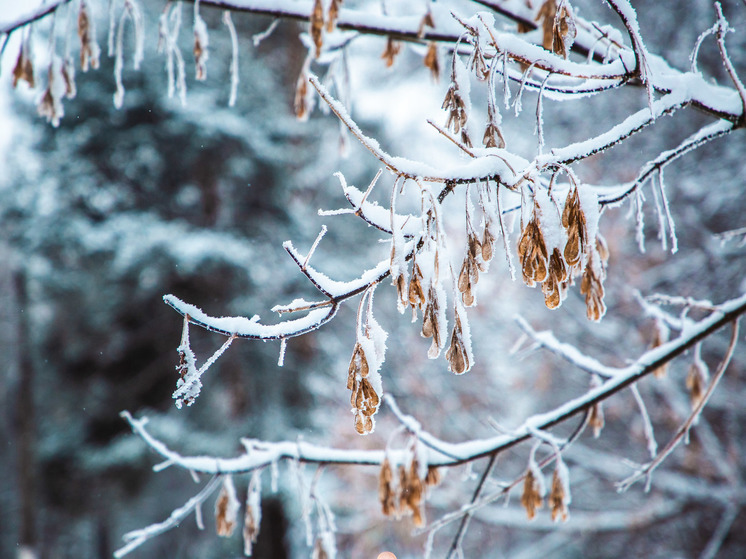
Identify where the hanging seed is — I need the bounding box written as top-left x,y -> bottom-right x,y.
521,469 -> 543,520
379,458 -> 396,516
310,0 -> 325,57
549,468 -> 569,522
381,37 -> 402,68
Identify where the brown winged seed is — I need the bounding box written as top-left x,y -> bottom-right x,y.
518,217 -> 548,287
549,468 -> 569,522
381,37 -> 402,67
446,313 -> 470,374
562,187 -> 587,270
521,469 -> 543,520
379,458 -> 396,516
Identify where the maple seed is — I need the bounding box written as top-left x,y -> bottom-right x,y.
580,256 -> 606,321
425,466 -> 441,487
78,0 -> 100,72
326,0 -> 342,33
408,262 -> 426,310
311,0 -> 325,57
542,247 -> 568,309
589,401 -> 605,438
378,458 -> 396,516
446,313 -> 470,374
424,42 -> 440,81
442,84 -> 468,134
215,484 -> 238,537
518,216 -> 548,286
398,460 -> 425,526
562,187 -> 587,270
483,121 -> 506,149
12,44 -> 35,89
294,70 -> 310,121
649,320 -> 669,378
686,360 -> 708,409
381,38 -> 402,68
521,469 -> 543,520
418,11 -> 436,38
549,469 -> 569,522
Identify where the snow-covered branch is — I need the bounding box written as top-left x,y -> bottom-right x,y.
125,292 -> 746,477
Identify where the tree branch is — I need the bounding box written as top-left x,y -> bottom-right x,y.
0,0 -> 71,35
125,292 -> 746,475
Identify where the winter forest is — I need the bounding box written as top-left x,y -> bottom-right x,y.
1,0 -> 746,558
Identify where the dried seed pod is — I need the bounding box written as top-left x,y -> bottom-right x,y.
62,57 -> 77,98
425,466 -> 441,487
552,3 -> 576,59
542,247 -> 568,309
442,83 -> 468,134
549,467 -> 569,522
589,401 -> 604,438
649,319 -> 670,378
381,37 -> 402,68
518,217 -> 548,286
37,58 -> 67,128
686,357 -> 709,409
294,69 -> 311,120
596,233 -> 610,264
379,458 -> 396,516
521,469 -> 543,520
424,41 -> 440,81
536,0 -> 557,52
399,460 -> 425,526
408,262 -> 426,310
347,342 -> 368,389
215,476 -> 240,537
326,0 -> 342,32
446,312 -> 470,374
354,411 -> 373,435
12,40 -> 35,89
194,13 -> 209,81
310,0 -> 325,57
483,121 -> 506,149
457,254 -> 478,307
580,258 -> 606,321
78,0 -> 101,71
562,187 -> 587,269
421,287 -> 442,354
417,11 -> 436,38
482,222 -> 495,263
312,535 -> 332,559
243,472 -> 262,556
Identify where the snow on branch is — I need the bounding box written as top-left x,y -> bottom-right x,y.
126,292 -> 746,475
163,294 -> 338,340
0,0 -> 71,35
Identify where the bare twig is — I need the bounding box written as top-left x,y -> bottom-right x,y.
113,473 -> 222,557
714,2 -> 746,125
445,453 -> 499,559
617,319 -> 740,492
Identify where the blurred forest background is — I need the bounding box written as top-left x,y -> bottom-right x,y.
1,1 -> 745,558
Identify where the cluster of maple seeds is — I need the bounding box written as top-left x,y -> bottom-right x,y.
521,461 -> 570,522
535,0 -> 577,59
458,222 -> 495,307
379,457 -> 441,527
347,342 -> 380,435
518,187 -> 608,320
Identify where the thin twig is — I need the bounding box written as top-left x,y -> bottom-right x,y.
445,453 -> 499,559
617,318 -> 740,492
714,2 -> 746,125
